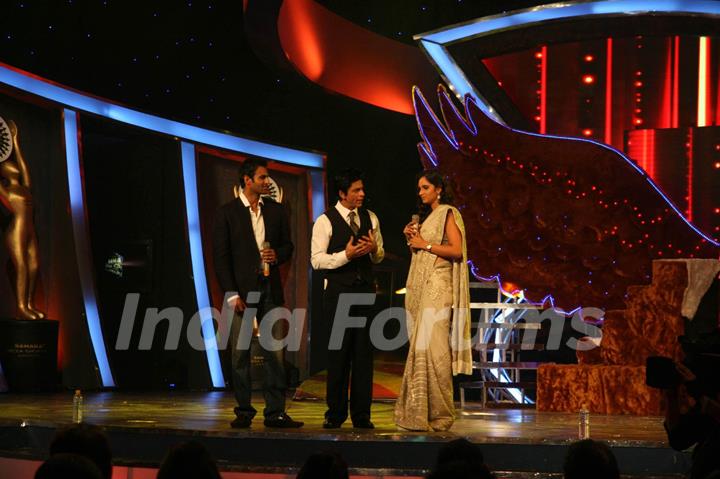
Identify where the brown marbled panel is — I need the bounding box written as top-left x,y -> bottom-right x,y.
598,310 -> 632,366
538,364 -> 663,415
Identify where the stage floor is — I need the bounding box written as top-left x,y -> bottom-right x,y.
0,392 -> 690,477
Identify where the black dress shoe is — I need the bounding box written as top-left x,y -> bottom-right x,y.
230,416 -> 252,428
264,413 -> 304,428
322,419 -> 343,429
352,419 -> 375,429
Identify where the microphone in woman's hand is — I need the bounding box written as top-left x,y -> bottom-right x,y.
411,214 -> 420,234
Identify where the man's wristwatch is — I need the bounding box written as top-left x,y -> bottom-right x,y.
425,243 -> 433,251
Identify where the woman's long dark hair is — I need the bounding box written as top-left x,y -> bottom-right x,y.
416,169 -> 454,221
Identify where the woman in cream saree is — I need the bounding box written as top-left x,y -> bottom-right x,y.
394,170 -> 472,431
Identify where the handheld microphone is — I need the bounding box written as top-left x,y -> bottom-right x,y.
262,241 -> 271,277
411,214 -> 420,233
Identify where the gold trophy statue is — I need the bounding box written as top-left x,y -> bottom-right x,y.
0,117 -> 45,320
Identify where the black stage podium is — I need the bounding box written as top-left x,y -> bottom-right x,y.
0,319 -> 59,392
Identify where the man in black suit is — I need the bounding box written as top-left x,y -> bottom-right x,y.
311,168 -> 384,429
213,158 -> 302,429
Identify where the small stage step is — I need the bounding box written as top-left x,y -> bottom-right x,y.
473,361 -> 541,369
476,343 -> 545,351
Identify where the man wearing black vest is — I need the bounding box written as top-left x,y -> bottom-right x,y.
311,168 -> 385,429
213,158 -> 303,429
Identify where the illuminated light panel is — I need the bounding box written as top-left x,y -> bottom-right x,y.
181,142 -> 225,388
661,37 -> 673,129
64,109 -> 116,388
309,170 -> 326,221
415,0 -> 720,124
698,36 -> 710,127
629,129 -> 658,180
647,129 -> 656,180
540,46 -> 547,134
0,64 -> 323,168
687,129 -> 694,221
673,36 -> 680,128
604,38 -> 613,145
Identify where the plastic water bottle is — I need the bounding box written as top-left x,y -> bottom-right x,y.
578,407 -> 590,439
72,389 -> 83,423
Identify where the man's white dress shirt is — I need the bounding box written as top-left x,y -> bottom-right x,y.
311,201 -> 384,271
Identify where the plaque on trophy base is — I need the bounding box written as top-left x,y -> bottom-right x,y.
0,319 -> 59,392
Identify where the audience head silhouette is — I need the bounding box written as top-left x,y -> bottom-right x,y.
427,461 -> 494,479
49,423 -> 112,479
296,452 -> 349,479
564,439 -> 620,479
156,441 -> 222,479
435,439 -> 484,469
35,453 -> 104,479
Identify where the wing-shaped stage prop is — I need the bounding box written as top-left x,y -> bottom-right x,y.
414,85 -> 719,312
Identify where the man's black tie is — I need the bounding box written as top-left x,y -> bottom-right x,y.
347,211 -> 359,235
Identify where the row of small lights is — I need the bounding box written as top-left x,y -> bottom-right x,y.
534,49 -> 542,125
455,138 -> 710,259
527,40 -> 643,138
580,50 -> 597,137
633,36 -> 645,128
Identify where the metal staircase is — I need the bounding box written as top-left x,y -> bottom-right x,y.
459,282 -> 545,409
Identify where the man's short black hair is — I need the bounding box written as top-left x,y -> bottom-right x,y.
239,158 -> 268,184
333,168 -> 364,197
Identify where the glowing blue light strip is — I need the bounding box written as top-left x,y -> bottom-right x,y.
469,260 -> 585,316
309,170 -> 326,221
0,65 -> 323,168
417,0 -> 720,125
418,0 -> 720,45
181,142 -> 225,388
64,109 -> 116,388
418,41 -> 502,123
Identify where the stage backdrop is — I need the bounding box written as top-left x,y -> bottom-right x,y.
80,115 -> 213,390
